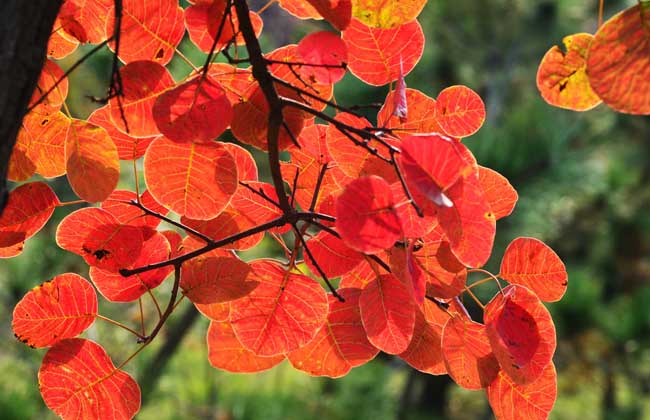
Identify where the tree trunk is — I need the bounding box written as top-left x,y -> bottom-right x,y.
0,1 -> 62,213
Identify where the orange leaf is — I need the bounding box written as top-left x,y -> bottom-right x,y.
144,137 -> 238,220
101,189 -> 168,229
16,111 -> 70,179
88,105 -> 158,160
30,60 -> 68,111
441,316 -> 500,389
153,76 -> 233,143
181,256 -> 256,304
478,166 -> 518,220
398,308 -> 446,375
12,273 -> 97,348
435,85 -> 486,138
278,0 -> 322,20
304,231 -> 363,278
207,320 -> 285,373
65,119 -> 120,202
288,288 -> 379,377
378,88 -> 442,135
195,301 -> 230,321
499,237 -> 568,302
336,176 -> 402,254
39,339 -> 141,420
108,60 -> 175,137
537,33 -> 601,111
343,19 -> 424,86
487,362 -> 557,420
107,0 -> 185,65
484,285 -> 557,385
230,260 -> 328,356
89,231 -> 172,302
181,208 -> 264,250
360,273 -> 416,354
56,207 -> 145,271
586,4 -> 650,114
64,0 -> 112,44
352,0 -> 426,29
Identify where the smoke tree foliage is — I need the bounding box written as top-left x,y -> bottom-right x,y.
9,0 -> 650,418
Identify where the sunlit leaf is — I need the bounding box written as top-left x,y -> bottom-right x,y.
304,231 -> 363,278
230,260 -> 328,356
586,4 -> 650,114
398,307 -> 446,375
352,0 -> 426,29
478,166 -> 518,220
65,119 -> 120,202
88,105 -> 158,160
101,189 -> 168,229
39,339 -> 141,420
441,316 -> 499,389
484,285 -> 556,385
30,60 -> 68,111
107,0 -> 185,65
56,207 -> 145,271
15,111 -> 70,179
360,273 -> 415,354
305,0 -> 351,30
336,176 -> 402,254
288,288 -> 379,377
12,273 -> 97,348
378,88 -> 441,135
343,18 -> 424,86
435,85 -> 486,138
144,137 -> 238,220
499,237 -> 568,302
487,362 -> 557,420
537,33 -> 601,111
207,320 -> 285,373
89,232 -> 172,302
153,76 -> 233,143
297,31 -> 347,85
181,256 -> 255,304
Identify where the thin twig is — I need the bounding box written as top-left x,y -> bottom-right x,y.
292,225 -> 343,301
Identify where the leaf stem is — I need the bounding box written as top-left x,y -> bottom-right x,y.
96,314 -> 146,340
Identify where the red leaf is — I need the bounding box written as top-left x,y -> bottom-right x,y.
398,308 -> 446,375
14,110 -> 70,179
297,31 -> 347,85
352,0 -> 426,29
89,232 -> 172,302
343,18 -> 424,86
441,316 -> 500,389
326,113 -> 396,181
484,285 -> 557,385
181,208 -> 264,250
438,170 -> 496,268
12,273 -> 97,348
304,231 -> 363,278
88,106 -> 158,160
195,301 -> 230,321
185,0 -> 263,54
223,142 -> 258,181
108,61 -> 175,137
230,260 -> 328,356
399,134 -> 471,199
586,4 -> 650,114
56,207 -> 145,271
207,320 -> 285,373
181,256 -> 256,304
0,182 -> 59,251
304,0 -> 351,30
39,339 -> 141,420
153,76 -> 233,143
537,33 -> 601,111
63,0 -> 112,44
360,273 -> 416,354
336,176 -> 402,254
378,88 -> 442,136
101,189 -> 168,229
288,288 -> 379,377
339,258 -> 378,289
65,119 -> 120,202
487,362 -> 557,420
107,0 -> 185,65
499,237 -> 568,302
278,0 -> 322,20
478,166 -> 518,220
144,137 -> 238,220
435,85 -> 486,138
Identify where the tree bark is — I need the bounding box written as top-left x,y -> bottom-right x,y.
0,1 -> 62,213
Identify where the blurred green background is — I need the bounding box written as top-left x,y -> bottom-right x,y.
2,0 -> 650,418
